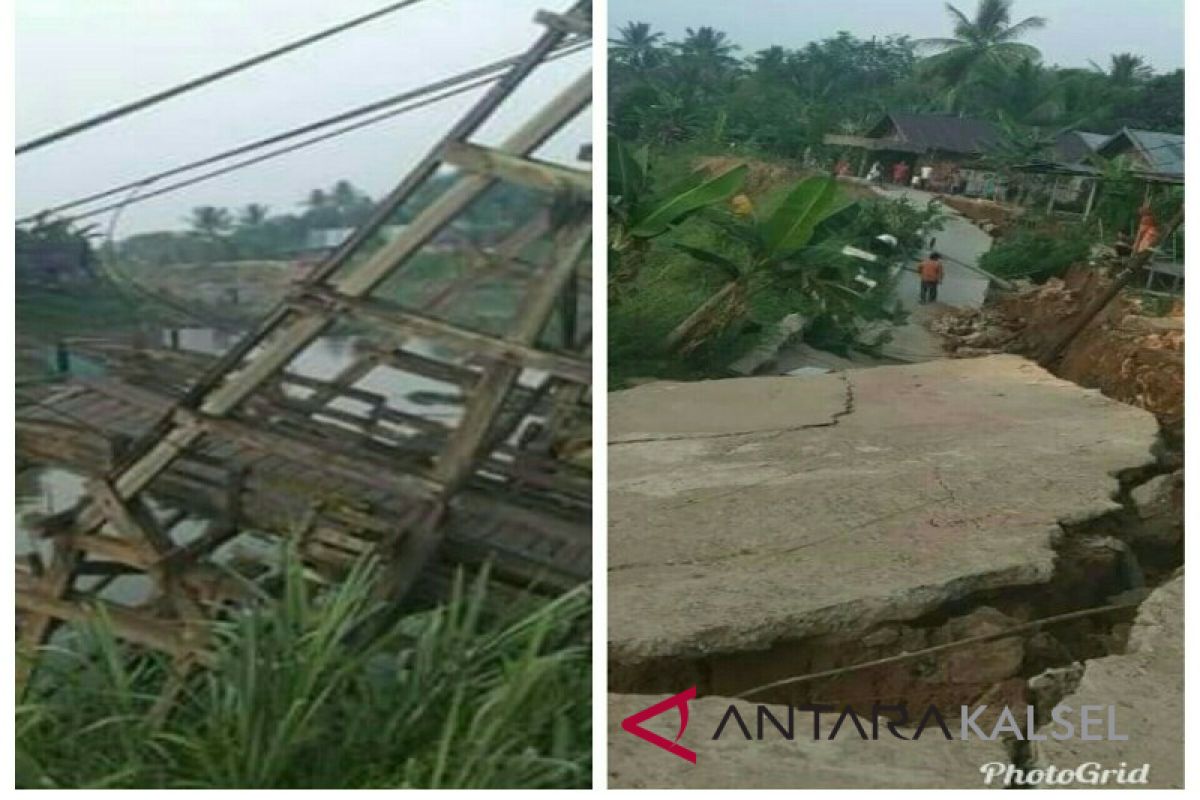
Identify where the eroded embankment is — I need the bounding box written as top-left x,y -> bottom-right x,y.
933,265 -> 1183,435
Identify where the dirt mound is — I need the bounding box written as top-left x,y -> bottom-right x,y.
936,195 -> 1022,236
933,266 -> 1183,429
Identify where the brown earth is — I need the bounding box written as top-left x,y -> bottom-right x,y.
935,195 -> 1022,235
931,265 -> 1183,432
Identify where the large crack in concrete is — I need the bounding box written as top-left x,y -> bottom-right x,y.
608,355 -> 1180,788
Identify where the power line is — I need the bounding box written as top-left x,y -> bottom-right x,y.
17,41 -> 589,225
48,41 -> 590,226
15,0 -> 432,155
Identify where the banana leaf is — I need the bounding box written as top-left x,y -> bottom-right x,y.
629,164 -> 748,239
761,176 -> 840,256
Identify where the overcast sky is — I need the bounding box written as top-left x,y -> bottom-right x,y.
609,0 -> 1183,71
15,0 -> 591,234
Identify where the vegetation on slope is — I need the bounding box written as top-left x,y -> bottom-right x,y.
18,555 -> 591,790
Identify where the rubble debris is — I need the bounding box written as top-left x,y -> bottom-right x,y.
928,266 -> 1183,428
1127,470 -> 1183,547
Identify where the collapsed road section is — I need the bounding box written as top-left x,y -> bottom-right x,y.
608,355 -> 1181,788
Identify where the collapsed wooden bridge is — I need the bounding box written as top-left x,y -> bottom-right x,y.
16,2 -> 592,682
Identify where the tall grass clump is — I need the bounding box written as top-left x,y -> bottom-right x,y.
17,552 -> 591,789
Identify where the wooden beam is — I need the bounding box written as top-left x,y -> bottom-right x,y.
331,70 -> 591,298
297,290 -> 590,384
16,580 -> 213,667
173,407 -> 442,499
534,8 -> 591,35
379,225 -> 591,600
442,141 -> 590,193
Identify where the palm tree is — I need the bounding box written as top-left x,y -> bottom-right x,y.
609,21 -> 665,72
973,56 -> 1062,124
1090,53 -> 1153,87
671,26 -> 739,69
238,203 -> 269,227
305,188 -> 329,211
187,206 -> 232,240
917,0 -> 1048,90
749,46 -> 789,79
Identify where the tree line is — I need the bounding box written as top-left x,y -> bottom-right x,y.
15,171 -> 543,276
610,0 -> 1183,158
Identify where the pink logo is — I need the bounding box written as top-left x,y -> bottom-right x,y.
620,687 -> 698,764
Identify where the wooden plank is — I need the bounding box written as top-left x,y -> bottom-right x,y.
173,407 -> 441,500
331,70 -> 591,298
442,141 -> 590,193
534,8 -> 592,35
297,290 -> 590,384
16,580 -> 213,666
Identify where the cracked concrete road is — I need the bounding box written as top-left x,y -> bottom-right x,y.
608,356 -> 1160,673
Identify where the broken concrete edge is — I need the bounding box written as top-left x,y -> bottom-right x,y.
610,463 -> 1158,669
608,552 -> 1057,667
1023,571 -> 1184,789
608,575 -> 1182,790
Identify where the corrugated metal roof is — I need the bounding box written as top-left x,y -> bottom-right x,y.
1098,128 -> 1184,177
866,113 -> 1001,155
1052,130 -> 1107,164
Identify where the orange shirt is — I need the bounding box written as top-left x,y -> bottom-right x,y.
918,259 -> 943,282
1135,225 -> 1160,253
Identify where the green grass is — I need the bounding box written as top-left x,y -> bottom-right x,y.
610,217 -> 760,388
16,283 -> 146,340
17,553 -> 591,789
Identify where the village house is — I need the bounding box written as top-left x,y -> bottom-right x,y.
823,112 -> 1001,195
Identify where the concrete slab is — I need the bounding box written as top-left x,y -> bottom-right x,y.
609,356 -> 1160,671
608,373 -> 848,442
608,693 -> 1008,789
1030,573 -> 1183,789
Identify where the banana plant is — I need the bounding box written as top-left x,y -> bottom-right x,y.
608,136 -> 747,287
666,175 -> 863,352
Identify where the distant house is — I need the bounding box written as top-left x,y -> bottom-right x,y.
303,227 -> 356,253
825,113 -> 1000,163
1010,126 -> 1184,219
1095,128 -> 1184,183
15,231 -> 97,287
1051,130 -> 1109,165
824,112 -> 1003,194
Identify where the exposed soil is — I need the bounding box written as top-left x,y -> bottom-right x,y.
931,265 -> 1184,434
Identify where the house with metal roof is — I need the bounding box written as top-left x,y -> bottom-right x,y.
1052,130 -> 1109,165
824,112 -> 1001,158
1095,128 -> 1184,183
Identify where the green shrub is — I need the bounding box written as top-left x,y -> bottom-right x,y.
979,223 -> 1093,283
17,553 -> 591,789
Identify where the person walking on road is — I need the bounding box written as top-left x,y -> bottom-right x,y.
918,252 -> 943,304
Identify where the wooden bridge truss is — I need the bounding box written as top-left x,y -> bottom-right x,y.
16,2 -> 593,686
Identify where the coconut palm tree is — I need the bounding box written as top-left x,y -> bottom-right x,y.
609,21 -> 665,72
671,26 -> 740,70
1090,53 -> 1153,87
188,206 -> 232,240
917,0 -> 1048,92
238,203 -> 269,227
